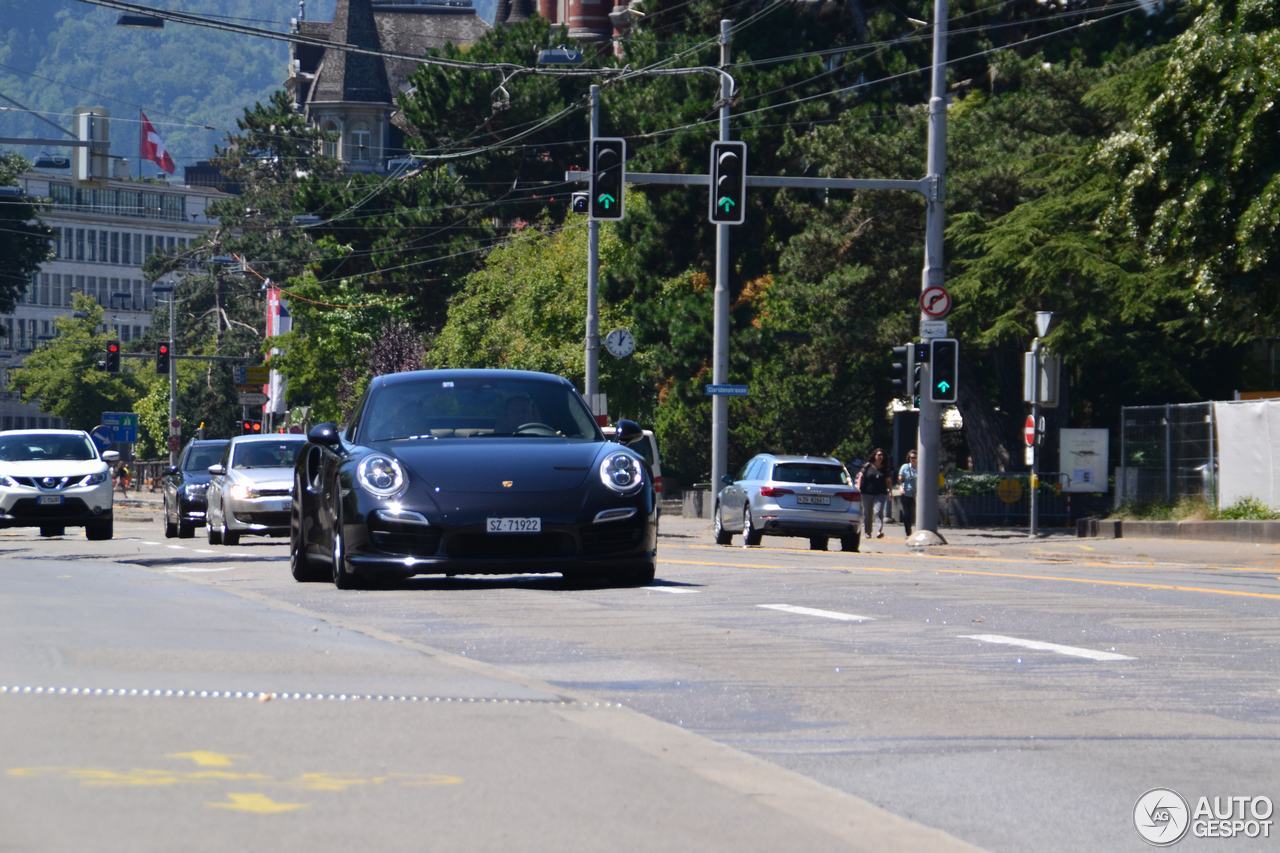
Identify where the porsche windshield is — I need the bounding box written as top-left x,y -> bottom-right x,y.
363,377 -> 601,441
0,434 -> 97,462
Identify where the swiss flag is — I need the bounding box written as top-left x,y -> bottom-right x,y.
140,111 -> 176,174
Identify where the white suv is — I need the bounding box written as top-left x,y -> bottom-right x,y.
0,430 -> 118,539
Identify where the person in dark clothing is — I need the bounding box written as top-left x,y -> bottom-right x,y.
897,450 -> 918,537
856,448 -> 893,538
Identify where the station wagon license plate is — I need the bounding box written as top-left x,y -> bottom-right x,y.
796,494 -> 831,506
486,517 -> 541,534
37,495 -> 63,506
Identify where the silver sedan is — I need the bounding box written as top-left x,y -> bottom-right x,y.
714,453 -> 861,551
206,435 -> 306,545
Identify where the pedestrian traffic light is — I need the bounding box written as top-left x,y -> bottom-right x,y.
589,138 -> 625,221
929,338 -> 959,403
104,340 -> 121,373
155,341 -> 170,374
241,419 -> 263,435
709,140 -> 747,225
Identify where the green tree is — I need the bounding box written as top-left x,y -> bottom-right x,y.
8,295 -> 142,429
0,153 -> 52,312
1105,0 -> 1280,344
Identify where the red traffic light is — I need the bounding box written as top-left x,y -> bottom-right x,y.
241,419 -> 263,434
107,342 -> 120,353
158,343 -> 169,355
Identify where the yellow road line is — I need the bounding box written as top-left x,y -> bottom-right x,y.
935,568 -> 1280,602
661,557 -> 912,574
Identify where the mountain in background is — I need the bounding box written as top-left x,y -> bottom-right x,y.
0,0 -> 503,175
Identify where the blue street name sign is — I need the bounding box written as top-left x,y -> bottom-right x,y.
704,384 -> 749,397
101,411 -> 140,444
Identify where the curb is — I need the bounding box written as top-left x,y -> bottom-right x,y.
1077,517 -> 1280,544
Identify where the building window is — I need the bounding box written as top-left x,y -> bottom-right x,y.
144,234 -> 154,258
121,232 -> 131,265
350,123 -> 371,162
110,231 -> 120,264
99,231 -> 108,261
133,233 -> 142,264
39,274 -> 50,305
322,120 -> 341,159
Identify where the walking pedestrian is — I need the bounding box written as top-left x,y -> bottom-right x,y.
897,450 -> 918,537
115,462 -> 130,498
855,448 -> 892,539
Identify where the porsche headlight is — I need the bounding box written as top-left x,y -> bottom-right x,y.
82,471 -> 108,486
599,452 -> 644,494
230,483 -> 258,500
358,455 -> 407,498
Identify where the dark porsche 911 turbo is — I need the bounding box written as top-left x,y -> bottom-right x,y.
290,369 -> 658,589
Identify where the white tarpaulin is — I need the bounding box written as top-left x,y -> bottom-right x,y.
1213,399 -> 1280,510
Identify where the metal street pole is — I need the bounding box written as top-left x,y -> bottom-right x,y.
584,85 -> 601,414
168,287 -> 177,467
1030,334 -> 1041,537
911,0 -> 949,548
710,18 -> 732,494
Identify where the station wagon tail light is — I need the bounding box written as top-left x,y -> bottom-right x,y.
836,491 -> 859,501
760,487 -> 793,497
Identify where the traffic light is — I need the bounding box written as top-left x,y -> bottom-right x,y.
589,138 -> 625,221
890,344 -> 912,396
241,419 -> 263,435
155,341 -> 170,374
104,340 -> 121,373
709,140 -> 747,225
929,338 -> 959,403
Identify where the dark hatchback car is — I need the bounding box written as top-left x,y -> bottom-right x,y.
162,438 -> 229,538
290,369 -> 657,589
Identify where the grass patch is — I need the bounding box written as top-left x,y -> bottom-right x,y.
1112,496 -> 1279,521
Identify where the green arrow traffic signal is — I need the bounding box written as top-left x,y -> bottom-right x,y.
936,379 -> 951,394
597,193 -> 615,209
717,197 -> 735,213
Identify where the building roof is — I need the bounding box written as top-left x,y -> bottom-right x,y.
304,0 -> 490,106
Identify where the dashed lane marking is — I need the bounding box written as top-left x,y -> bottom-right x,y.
960,633 -> 1134,661
758,604 -> 874,623
0,684 -> 616,707
645,586 -> 699,594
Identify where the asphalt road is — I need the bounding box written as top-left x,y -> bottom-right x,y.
2,508 -> 1278,852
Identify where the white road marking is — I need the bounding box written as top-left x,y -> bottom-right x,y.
165,545 -> 186,550
193,549 -> 218,554
646,586 -> 699,594
960,633 -> 1134,662
141,540 -> 160,546
164,567 -> 235,574
758,604 -> 873,622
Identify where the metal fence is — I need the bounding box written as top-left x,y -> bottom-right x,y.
1117,402 -> 1215,507
936,472 -> 1107,528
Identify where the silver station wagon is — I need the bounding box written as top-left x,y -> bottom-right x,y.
714,454 -> 862,552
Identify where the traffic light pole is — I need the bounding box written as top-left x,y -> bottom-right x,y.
168,286 -> 177,467
710,18 -> 732,494
585,84 -> 601,414
908,0 -> 950,548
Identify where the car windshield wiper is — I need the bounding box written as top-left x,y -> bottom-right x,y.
380,434 -> 439,441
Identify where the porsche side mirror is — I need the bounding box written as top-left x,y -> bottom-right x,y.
207,464 -> 226,476
615,418 -> 644,446
308,422 -> 341,447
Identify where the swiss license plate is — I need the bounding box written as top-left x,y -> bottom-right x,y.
486,517 -> 541,534
796,494 -> 831,506
37,495 -> 63,506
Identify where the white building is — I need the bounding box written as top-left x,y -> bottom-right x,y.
1,165 -> 223,430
